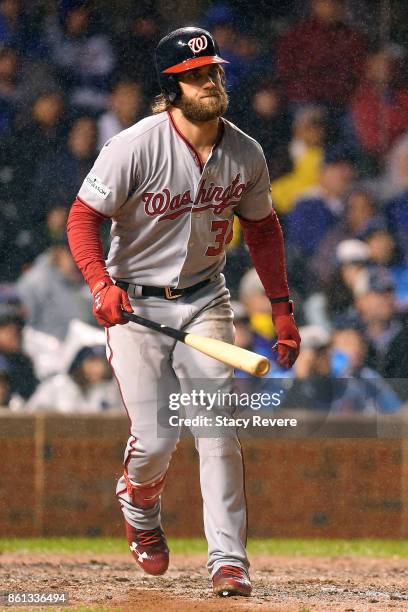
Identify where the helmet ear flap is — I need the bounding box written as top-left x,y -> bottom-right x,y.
158,73 -> 181,103
167,75 -> 180,103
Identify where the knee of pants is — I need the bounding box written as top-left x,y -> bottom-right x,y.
195,436 -> 241,457
126,436 -> 178,481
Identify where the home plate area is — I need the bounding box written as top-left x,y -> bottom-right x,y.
1,553 -> 408,610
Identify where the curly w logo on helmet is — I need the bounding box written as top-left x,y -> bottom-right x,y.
188,35 -> 208,54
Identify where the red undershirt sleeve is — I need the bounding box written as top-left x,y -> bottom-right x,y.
238,210 -> 289,301
66,198 -> 113,293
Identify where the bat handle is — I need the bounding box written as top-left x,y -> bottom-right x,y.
121,310 -> 186,342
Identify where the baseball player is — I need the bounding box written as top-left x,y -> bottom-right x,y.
67,27 -> 300,597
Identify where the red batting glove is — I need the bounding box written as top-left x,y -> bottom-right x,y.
271,300 -> 301,368
92,280 -> 133,328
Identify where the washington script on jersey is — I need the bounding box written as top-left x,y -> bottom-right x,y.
142,173 -> 249,221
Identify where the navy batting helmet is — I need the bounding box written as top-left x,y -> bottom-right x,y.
155,27 -> 228,103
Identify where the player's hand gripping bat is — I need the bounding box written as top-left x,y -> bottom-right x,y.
122,311 -> 270,377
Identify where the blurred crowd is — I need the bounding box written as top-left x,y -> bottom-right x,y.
0,0 -> 408,413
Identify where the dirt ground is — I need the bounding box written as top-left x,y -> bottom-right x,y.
1,553 -> 408,611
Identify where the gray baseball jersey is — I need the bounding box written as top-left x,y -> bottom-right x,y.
77,110 -> 272,289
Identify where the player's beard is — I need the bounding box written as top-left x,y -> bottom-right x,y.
178,88 -> 229,122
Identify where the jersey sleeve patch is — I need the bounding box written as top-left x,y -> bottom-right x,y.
85,174 -> 111,200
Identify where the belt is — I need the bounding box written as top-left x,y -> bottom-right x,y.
116,277 -> 212,300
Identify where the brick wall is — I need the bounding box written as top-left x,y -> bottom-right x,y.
1,412 -> 407,538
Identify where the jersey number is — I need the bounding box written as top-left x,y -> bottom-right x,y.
205,219 -> 233,256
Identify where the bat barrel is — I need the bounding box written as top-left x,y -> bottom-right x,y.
184,334 -> 270,377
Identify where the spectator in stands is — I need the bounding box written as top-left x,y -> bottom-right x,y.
331,327 -> 368,376
285,324 -> 402,413
0,355 -> 11,407
351,46 -> 408,167
324,239 -> 371,322
201,4 -> 241,92
0,302 -> 37,401
29,115 -> 98,222
10,89 -> 66,207
113,3 -> 163,99
362,219 -> 402,268
18,88 -> 65,145
283,325 -> 341,410
0,0 -> 49,59
331,328 -> 402,413
18,204 -> 72,267
386,161 -> 408,263
227,29 -> 268,93
0,0 -> 21,46
344,267 -> 408,378
312,187 -> 378,285
17,240 -> 94,340
272,105 -> 326,214
0,114 -> 74,280
241,78 -> 291,179
97,80 -> 143,150
276,0 -> 368,110
230,301 -> 255,381
284,147 -> 356,257
361,219 -> 408,305
0,45 -> 20,133
45,0 -> 115,110
382,131 -> 408,199
202,4 -> 268,117
231,301 -> 252,353
239,268 -> 274,363
27,344 -> 121,412
293,325 -> 331,377
43,204 -> 70,247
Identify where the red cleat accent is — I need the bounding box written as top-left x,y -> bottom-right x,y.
212,565 -> 252,597
125,521 -> 169,575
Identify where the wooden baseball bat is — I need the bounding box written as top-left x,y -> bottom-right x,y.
122,311 -> 270,377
